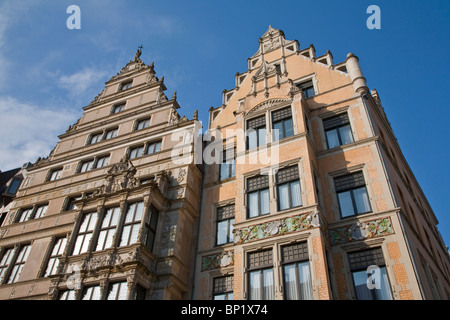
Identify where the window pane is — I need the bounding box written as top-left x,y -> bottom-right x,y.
229,218 -> 235,243
258,128 -> 266,147
298,261 -> 313,300
326,129 -> 340,149
353,187 -> 371,214
214,294 -> 226,300
290,181 -> 302,207
260,189 -> 270,215
248,129 -> 257,150
7,179 -> 21,194
273,121 -> 283,141
374,267 -> 393,300
353,270 -> 373,300
278,184 -> 290,210
120,225 -> 131,246
284,118 -> 294,138
263,269 -> 274,300
338,191 -> 355,217
249,270 -> 261,300
217,220 -> 228,245
339,125 -> 354,145
284,264 -> 299,300
248,192 -> 259,218
129,224 -> 140,245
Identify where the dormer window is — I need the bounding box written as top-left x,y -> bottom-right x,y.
120,81 -> 132,91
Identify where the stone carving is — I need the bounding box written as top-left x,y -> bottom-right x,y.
177,168 -> 186,183
233,211 -> 320,244
329,217 -> 394,245
246,98 -> 290,116
93,155 -> 139,196
201,251 -> 234,271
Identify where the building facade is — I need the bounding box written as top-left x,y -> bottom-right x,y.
192,26 -> 449,300
0,50 -> 202,300
0,27 -> 448,300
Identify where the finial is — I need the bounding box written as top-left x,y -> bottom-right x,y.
134,45 -> 143,62
172,90 -> 177,100
193,109 -> 198,120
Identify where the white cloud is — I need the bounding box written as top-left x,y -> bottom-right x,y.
58,67 -> 109,96
0,97 -> 78,171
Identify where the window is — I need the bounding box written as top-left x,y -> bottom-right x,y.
72,212 -> 98,256
65,195 -> 82,211
48,168 -> 62,181
216,205 -> 235,246
272,107 -> 294,141
0,212 -> 7,227
34,204 -> 48,219
213,275 -> 234,300
323,113 -> 354,149
120,81 -> 132,91
247,116 -> 266,149
78,155 -> 110,173
120,202 -> 144,247
281,242 -> 313,300
82,286 -> 102,300
143,205 -> 159,252
129,145 -> 145,159
18,207 -> 33,222
95,207 -> 120,251
348,248 -> 393,300
6,179 -> 21,194
112,103 -> 125,114
296,80 -> 315,98
58,289 -> 76,300
107,282 -> 128,300
105,128 -> 118,140
247,175 -> 270,218
220,147 -> 236,180
146,141 -> 162,155
129,141 -> 161,159
335,171 -> 371,218
0,248 -> 16,282
134,284 -> 147,300
248,250 -> 274,300
94,155 -> 110,169
17,204 -> 48,222
7,244 -> 31,284
136,118 -> 150,130
44,238 -> 67,277
276,166 -> 302,211
79,159 -> 95,173
89,132 -> 103,144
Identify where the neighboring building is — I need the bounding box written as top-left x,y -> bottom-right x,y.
193,26 -> 450,300
0,50 -> 202,300
0,163 -> 31,228
0,27 -> 448,301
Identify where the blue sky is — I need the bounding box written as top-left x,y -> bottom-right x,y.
0,0 -> 448,246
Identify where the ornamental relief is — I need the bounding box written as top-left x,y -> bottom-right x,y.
329,217 -> 394,245
233,211 -> 320,245
201,251 -> 234,271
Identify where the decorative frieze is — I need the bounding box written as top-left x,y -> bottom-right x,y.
233,211 -> 320,245
329,217 -> 394,245
201,251 -> 234,271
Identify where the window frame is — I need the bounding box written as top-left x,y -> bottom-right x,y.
215,204 -> 235,246
281,242 -> 313,300
323,113 -> 354,149
246,115 -> 267,150
271,107 -> 294,142
334,171 -> 372,219
135,117 -> 151,131
43,237 -> 67,277
246,175 -> 270,219
16,203 -> 48,223
77,154 -> 110,173
6,244 -> 31,284
247,249 -> 275,300
72,211 -> 99,256
276,166 -> 302,211
295,79 -> 315,99
119,81 -> 132,91
219,146 -> 236,181
95,207 -> 121,252
111,103 -> 126,114
48,168 -> 63,181
6,178 -> 22,194
213,275 -> 234,300
119,201 -> 144,247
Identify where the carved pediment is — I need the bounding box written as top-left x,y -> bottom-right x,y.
246,98 -> 290,116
